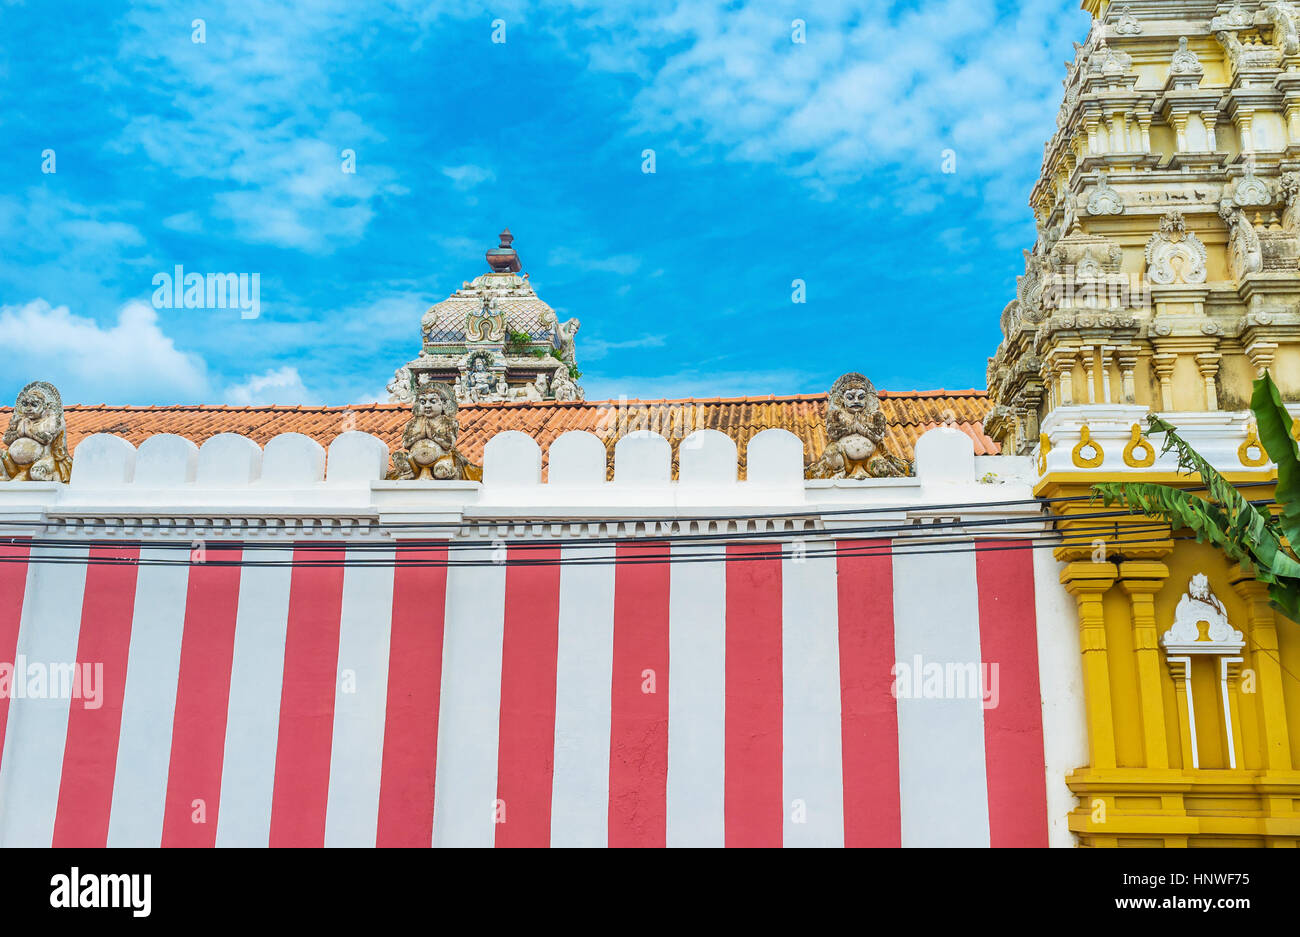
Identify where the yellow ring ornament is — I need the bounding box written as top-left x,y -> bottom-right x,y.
1122,423 -> 1155,468
1238,423 -> 1269,468
1037,433 -> 1051,476
1071,425 -> 1104,469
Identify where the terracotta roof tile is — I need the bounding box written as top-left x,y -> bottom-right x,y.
6,391 -> 998,480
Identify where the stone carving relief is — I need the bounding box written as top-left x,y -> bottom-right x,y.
1088,40 -> 1133,75
1,381 -> 73,483
1233,160 -> 1273,206
1211,1 -> 1253,31
1162,574 -> 1244,647
1086,172 -> 1125,215
387,382 -> 482,481
1114,4 -> 1142,35
1282,171 -> 1300,230
1170,36 -> 1204,75
387,365 -> 415,405
1144,211 -> 1208,284
806,373 -> 911,480
456,349 -> 505,403
465,295 -> 506,343
1267,1 -> 1300,55
1217,29 -> 1284,71
551,362 -> 584,402
1220,201 -> 1264,278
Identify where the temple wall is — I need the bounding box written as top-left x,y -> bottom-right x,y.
0,427 -> 1085,847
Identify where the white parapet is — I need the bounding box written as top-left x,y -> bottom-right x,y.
746,429 -> 805,486
548,431 -> 607,486
197,433 -> 263,485
678,430 -> 737,485
326,432 -> 390,484
260,433 -> 326,484
614,430 -> 671,484
133,434 -> 199,486
483,431 -> 543,486
69,434 -> 136,486
914,426 -> 976,483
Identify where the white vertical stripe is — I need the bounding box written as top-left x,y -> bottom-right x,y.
0,544 -> 89,847
431,556 -> 506,847
107,549 -> 191,847
782,541 -> 844,847
1031,546 -> 1086,849
214,549 -> 293,847
324,547 -> 395,846
892,548 -> 991,847
665,542 -> 726,848
549,545 -> 616,847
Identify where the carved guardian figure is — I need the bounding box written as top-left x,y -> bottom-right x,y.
807,373 -> 911,480
1,381 -> 73,483
387,382 -> 482,481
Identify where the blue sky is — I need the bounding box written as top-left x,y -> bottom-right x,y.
0,0 -> 1092,406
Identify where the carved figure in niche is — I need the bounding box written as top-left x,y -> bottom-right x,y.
466,352 -> 496,402
806,373 -> 911,480
551,362 -> 583,402
1,381 -> 73,482
1219,200 -> 1264,278
387,382 -> 482,481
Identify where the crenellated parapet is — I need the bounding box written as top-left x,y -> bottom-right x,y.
991,1 -> 1300,458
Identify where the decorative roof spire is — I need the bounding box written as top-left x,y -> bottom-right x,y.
485,228 -> 522,273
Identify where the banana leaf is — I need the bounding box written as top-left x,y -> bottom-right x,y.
1249,371 -> 1300,549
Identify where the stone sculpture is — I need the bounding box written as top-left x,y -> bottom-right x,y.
806,373 -> 911,479
1,381 -> 73,483
387,382 -> 482,481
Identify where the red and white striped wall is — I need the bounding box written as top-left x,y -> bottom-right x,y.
0,536 -> 1054,848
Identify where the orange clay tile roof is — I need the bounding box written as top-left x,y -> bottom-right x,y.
7,391 -> 998,480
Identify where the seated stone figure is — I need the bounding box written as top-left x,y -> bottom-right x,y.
387,382 -> 482,481
806,372 -> 911,479
1,381 -> 73,483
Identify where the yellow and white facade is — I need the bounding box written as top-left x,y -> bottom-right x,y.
987,0 -> 1300,846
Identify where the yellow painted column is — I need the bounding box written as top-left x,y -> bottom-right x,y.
1063,561 -> 1119,770
1119,562 -> 1170,769
1230,572 -> 1294,771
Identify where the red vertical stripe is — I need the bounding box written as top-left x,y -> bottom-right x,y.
495,546 -> 561,847
52,545 -> 139,847
376,543 -> 448,847
975,541 -> 1048,847
0,538 -> 31,777
837,539 -> 902,847
161,547 -> 243,847
269,545 -> 345,847
608,541 -> 670,847
724,542 -> 783,847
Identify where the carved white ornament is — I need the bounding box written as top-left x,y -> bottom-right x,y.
1170,36 -> 1204,74
1144,211 -> 1208,284
1162,574 -> 1244,649
1210,1 -> 1253,30
1268,1 -> 1300,55
1234,161 -> 1273,206
1114,4 -> 1142,35
1086,172 -> 1125,215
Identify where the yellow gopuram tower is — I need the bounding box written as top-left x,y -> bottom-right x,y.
986,0 -> 1300,846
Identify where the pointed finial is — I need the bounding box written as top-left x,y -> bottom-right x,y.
486,228 -> 521,273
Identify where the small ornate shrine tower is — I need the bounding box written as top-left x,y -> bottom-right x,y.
387,230 -> 584,404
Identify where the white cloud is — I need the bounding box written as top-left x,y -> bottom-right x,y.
547,246 -> 642,276
441,164 -> 496,189
581,334 -> 666,361
223,366 -> 320,406
0,299 -> 208,404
